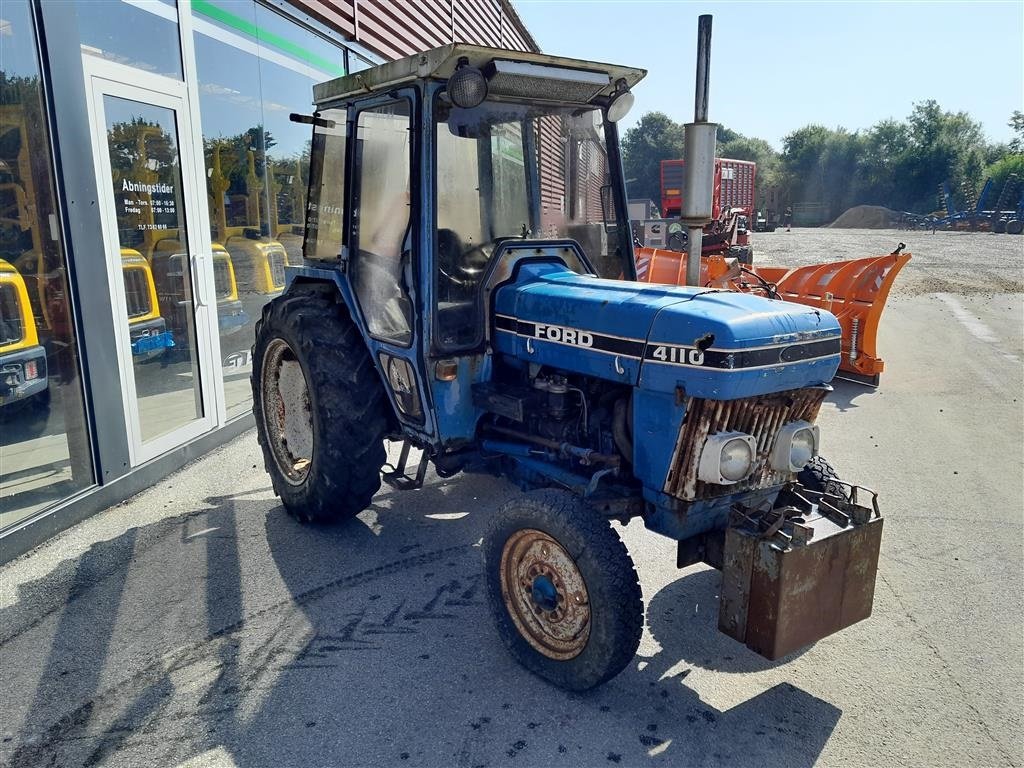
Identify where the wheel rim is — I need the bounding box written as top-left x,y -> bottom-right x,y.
260,338 -> 313,486
499,528 -> 590,660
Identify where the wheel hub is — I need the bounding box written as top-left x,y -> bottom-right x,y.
499,528 -> 590,660
531,574 -> 559,613
260,338 -> 313,485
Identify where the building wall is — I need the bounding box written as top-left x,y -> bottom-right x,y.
285,0 -> 538,60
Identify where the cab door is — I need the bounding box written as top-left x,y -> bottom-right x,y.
343,91 -> 436,439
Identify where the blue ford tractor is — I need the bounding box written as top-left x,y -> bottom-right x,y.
252,43 -> 883,691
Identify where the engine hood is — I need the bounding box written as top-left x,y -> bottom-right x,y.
491,262 -> 841,399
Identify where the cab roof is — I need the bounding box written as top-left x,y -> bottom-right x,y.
313,43 -> 646,108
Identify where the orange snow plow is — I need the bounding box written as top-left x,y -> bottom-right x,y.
634,245 -> 912,386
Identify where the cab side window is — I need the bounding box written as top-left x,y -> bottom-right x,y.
303,107 -> 347,262
350,100 -> 413,346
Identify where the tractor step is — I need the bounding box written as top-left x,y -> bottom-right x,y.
382,441 -> 429,490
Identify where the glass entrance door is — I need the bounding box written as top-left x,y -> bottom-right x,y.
85,62 -> 221,464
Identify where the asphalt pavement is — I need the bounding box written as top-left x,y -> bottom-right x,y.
1,229 -> 1022,768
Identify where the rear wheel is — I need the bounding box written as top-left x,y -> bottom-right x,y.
1006,219 -> 1023,235
483,490 -> 643,691
252,283 -> 388,522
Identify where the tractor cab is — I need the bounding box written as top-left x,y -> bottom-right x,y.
297,44 -> 643,440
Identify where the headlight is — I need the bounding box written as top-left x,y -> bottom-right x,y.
770,421 -> 820,473
698,431 -> 757,485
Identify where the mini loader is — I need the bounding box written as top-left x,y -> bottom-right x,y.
252,41 -> 883,691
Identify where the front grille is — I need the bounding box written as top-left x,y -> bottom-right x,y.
267,248 -> 286,289
665,386 -> 829,501
123,268 -> 151,319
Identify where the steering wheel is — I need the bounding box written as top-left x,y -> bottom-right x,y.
461,236 -> 518,277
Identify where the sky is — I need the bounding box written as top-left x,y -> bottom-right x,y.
512,1 -> 1024,149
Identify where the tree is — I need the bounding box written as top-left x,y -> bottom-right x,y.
902,100 -> 987,212
856,119 -> 910,208
620,112 -> 684,203
985,154 -> 1024,209
777,125 -> 864,220
1009,111 -> 1024,154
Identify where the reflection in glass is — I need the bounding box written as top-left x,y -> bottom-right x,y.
193,0 -> 346,419
75,0 -> 183,79
102,97 -> 204,443
1,0 -> 93,530
303,108 -> 347,261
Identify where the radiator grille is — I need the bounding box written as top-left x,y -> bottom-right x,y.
665,386 -> 829,501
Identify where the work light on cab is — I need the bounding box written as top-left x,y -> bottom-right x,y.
447,57 -> 488,109
605,79 -> 634,123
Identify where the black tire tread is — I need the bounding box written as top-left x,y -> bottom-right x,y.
252,282 -> 388,522
798,456 -> 849,500
482,489 -> 643,691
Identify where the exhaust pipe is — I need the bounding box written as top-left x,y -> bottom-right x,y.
682,14 -> 718,286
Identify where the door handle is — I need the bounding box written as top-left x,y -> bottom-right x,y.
192,253 -> 208,307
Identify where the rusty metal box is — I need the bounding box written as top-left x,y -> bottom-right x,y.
718,511 -> 883,660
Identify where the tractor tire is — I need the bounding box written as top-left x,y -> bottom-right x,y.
1006,219 -> 1023,235
798,456 -> 850,501
482,489 -> 643,691
252,282 -> 388,523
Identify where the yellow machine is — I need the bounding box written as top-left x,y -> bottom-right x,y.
207,145 -> 292,298
147,236 -> 249,341
211,242 -> 248,335
223,228 -> 289,296
275,224 -> 304,267
0,258 -> 48,406
120,249 -> 174,358
269,156 -> 306,264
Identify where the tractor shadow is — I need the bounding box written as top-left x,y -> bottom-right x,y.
243,481 -> 841,767
825,378 -> 877,412
1,471 -> 841,768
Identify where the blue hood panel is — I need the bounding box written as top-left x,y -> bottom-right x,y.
492,263 -> 841,399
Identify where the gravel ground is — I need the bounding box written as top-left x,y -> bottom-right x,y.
0,228 -> 1022,768
754,227 -> 1024,297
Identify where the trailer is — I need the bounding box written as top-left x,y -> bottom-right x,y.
660,157 -> 755,220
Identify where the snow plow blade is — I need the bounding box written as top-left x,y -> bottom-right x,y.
634,246 -> 911,386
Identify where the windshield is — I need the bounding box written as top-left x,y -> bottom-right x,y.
434,95 -> 629,349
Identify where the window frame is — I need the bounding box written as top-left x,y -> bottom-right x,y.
347,91 -> 418,349
301,106 -> 349,263
429,86 -> 544,355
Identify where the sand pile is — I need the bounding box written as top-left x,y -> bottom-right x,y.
828,205 -> 901,229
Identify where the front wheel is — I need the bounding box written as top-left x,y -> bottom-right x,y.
483,490 -> 643,691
